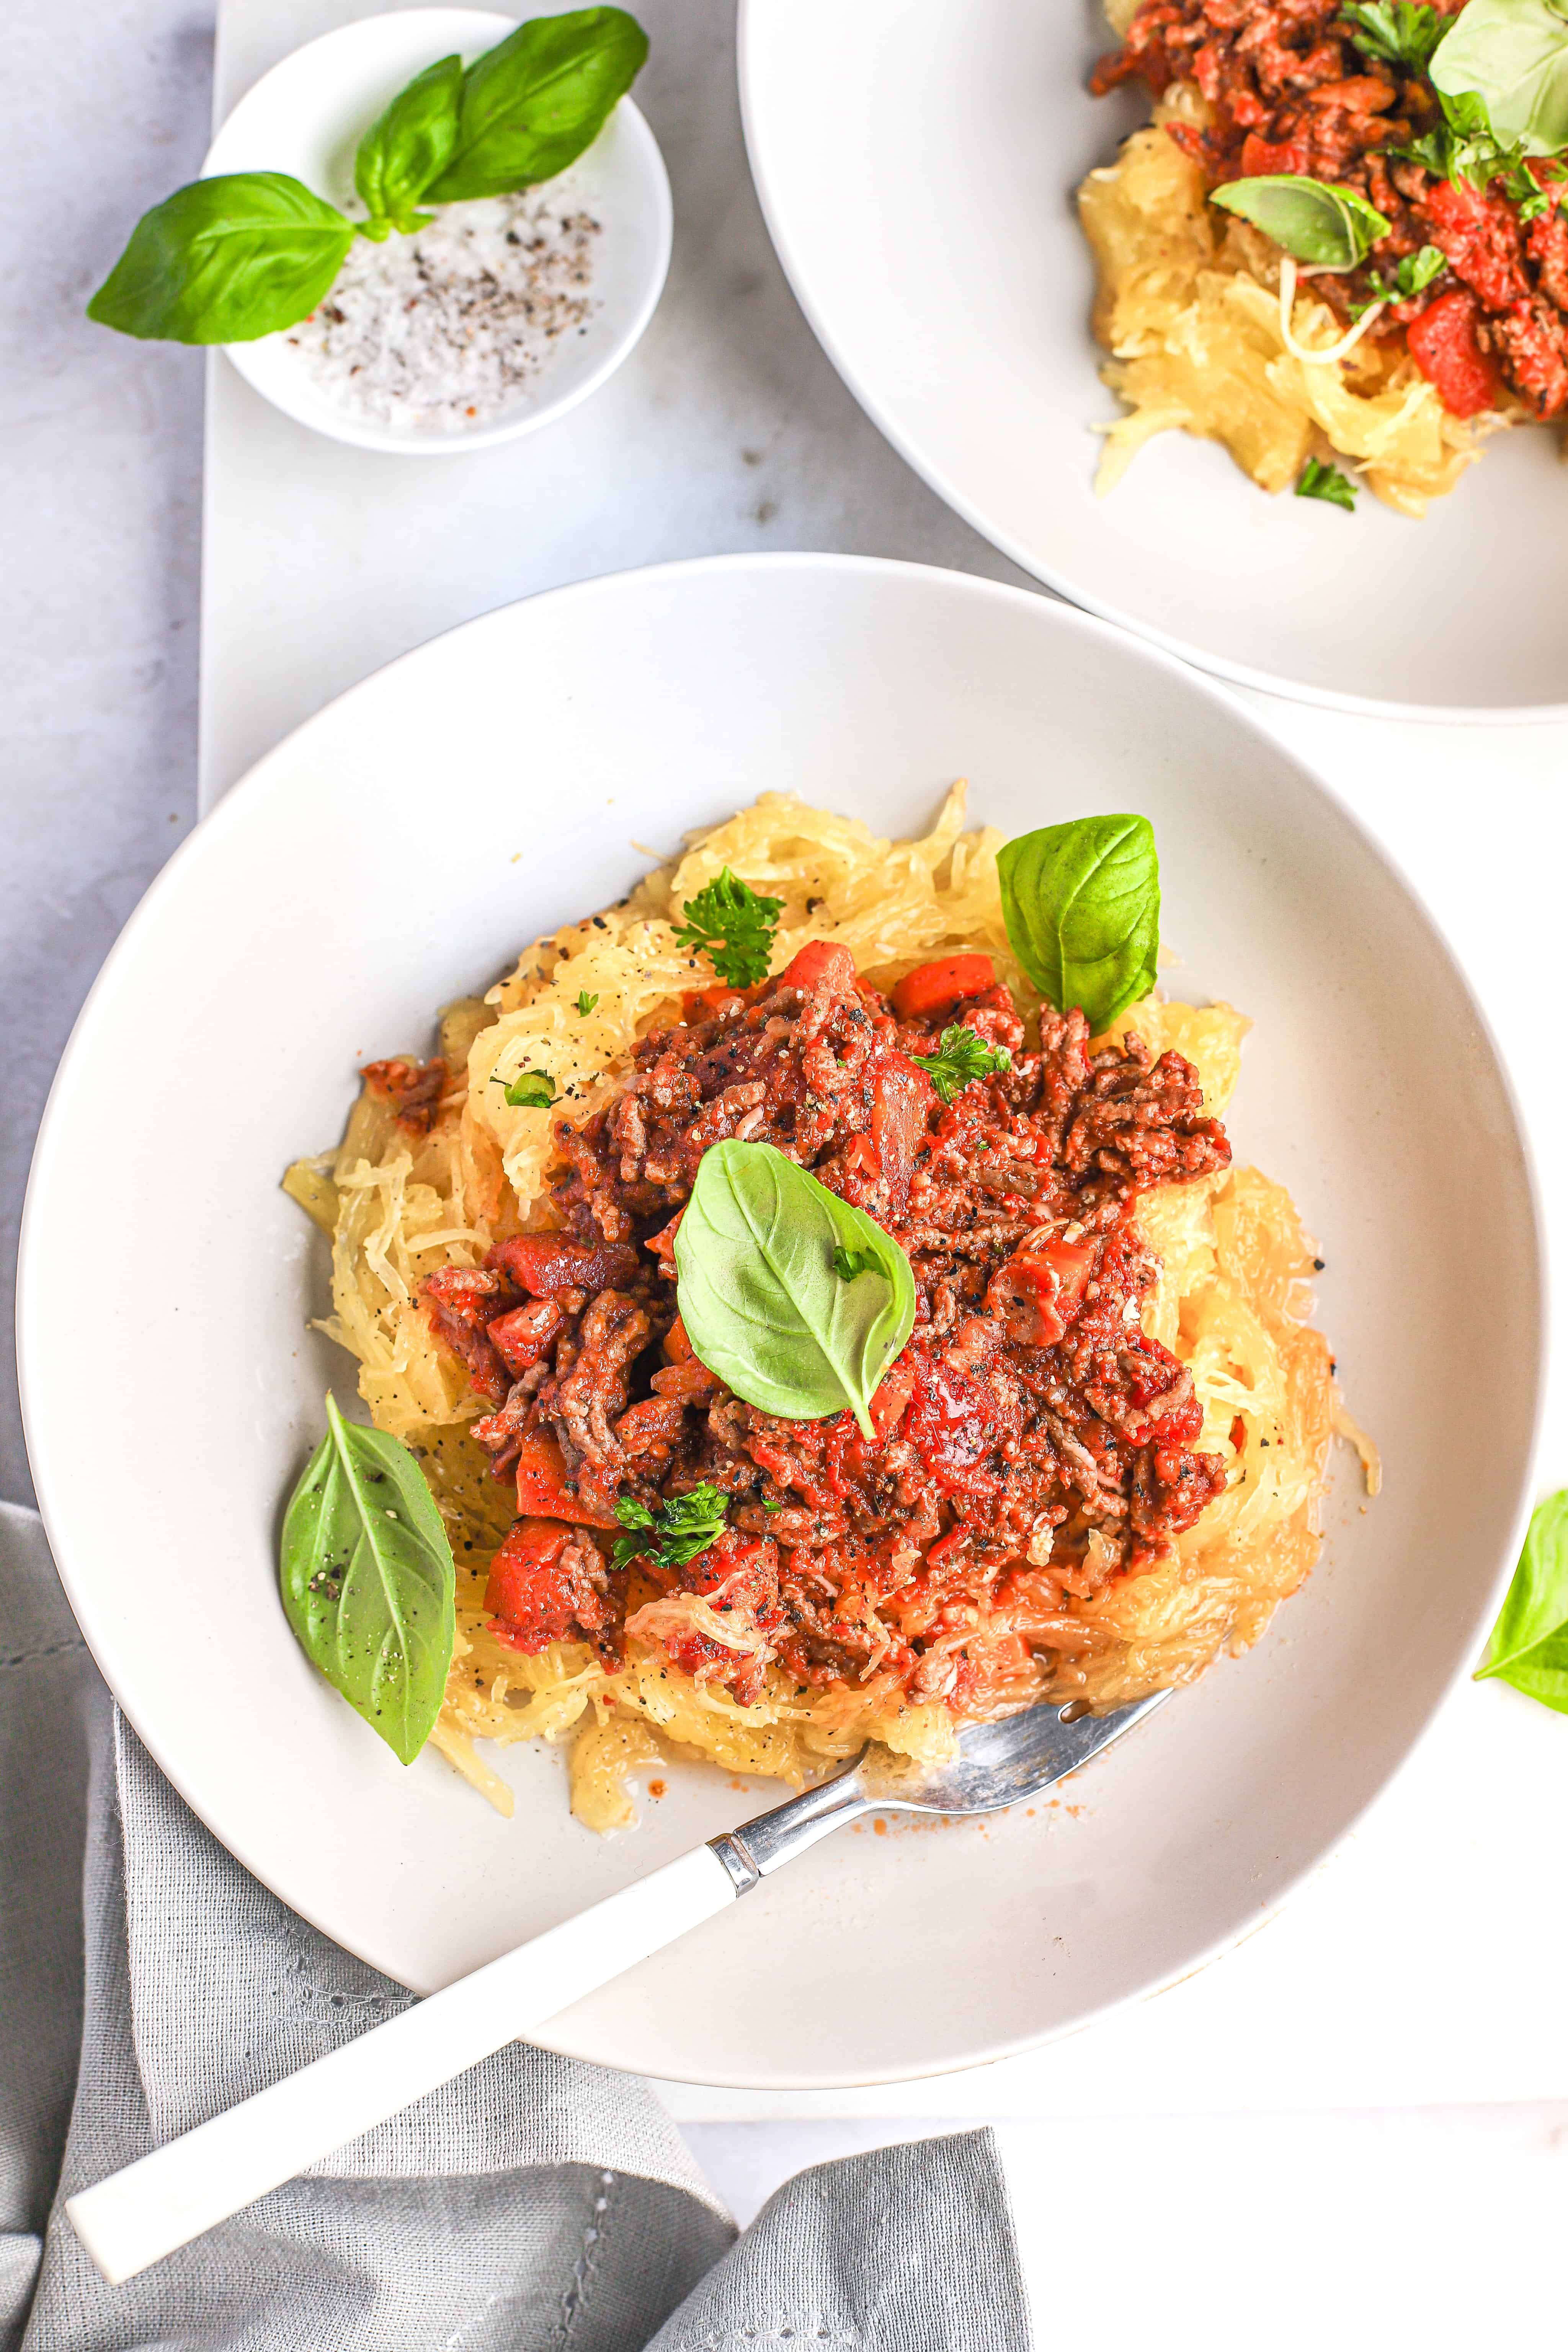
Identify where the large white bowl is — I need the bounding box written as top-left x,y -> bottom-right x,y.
18,555 -> 1544,2086
740,0 -> 1568,720
204,10 -> 671,454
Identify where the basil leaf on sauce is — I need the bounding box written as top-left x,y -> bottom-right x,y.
354,52 -> 464,237
1209,175 -> 1392,269
424,7 -> 650,204
87,173 -> 355,343
997,816 -> 1160,1035
1430,0 -> 1568,156
1476,1489 -> 1568,1711
279,1395 -> 456,1765
675,1140 -> 916,1441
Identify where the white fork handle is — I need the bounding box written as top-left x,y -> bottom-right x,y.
66,1844 -> 736,2286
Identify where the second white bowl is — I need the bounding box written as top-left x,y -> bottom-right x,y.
203,8 -> 672,454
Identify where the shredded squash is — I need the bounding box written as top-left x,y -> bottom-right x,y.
1076,86 -> 1504,516
291,787 -> 1374,1829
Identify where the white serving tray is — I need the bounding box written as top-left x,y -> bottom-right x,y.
205,0 -> 1568,2115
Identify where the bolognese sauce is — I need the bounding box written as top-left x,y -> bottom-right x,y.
420,941 -> 1232,1725
1093,0 -> 1568,421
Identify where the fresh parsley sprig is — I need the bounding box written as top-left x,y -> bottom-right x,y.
504,1069 -> 557,1109
1338,2 -> 1450,71
612,1483 -> 731,1570
576,990 -> 599,1017
1296,458 -> 1359,509
909,1025 -> 1013,1104
674,869 -> 783,988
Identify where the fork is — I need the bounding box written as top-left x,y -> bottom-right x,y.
67,1690 -> 1167,2284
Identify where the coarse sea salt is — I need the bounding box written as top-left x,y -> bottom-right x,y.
285,187 -> 601,433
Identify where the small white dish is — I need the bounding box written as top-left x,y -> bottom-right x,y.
740,0 -> 1568,719
18,554 -> 1544,2087
203,8 -> 671,454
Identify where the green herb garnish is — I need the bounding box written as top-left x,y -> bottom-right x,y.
996,815 -> 1160,1034
504,1069 -> 557,1109
675,1140 -> 915,1439
1338,2 -> 1451,70
674,869 -> 784,988
1477,1489 -> 1568,1711
612,1482 -> 731,1571
832,1244 -> 879,1281
1210,175 -> 1391,269
910,1025 -> 1013,1105
1296,458 -> 1359,509
279,1395 -> 456,1765
576,990 -> 600,1016
1429,0 -> 1568,158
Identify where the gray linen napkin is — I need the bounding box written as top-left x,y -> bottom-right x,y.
0,1502 -> 1030,2349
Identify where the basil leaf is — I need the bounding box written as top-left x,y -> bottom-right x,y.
87,173 -> 354,344
997,815 -> 1160,1034
279,1395 -> 456,1766
424,7 -> 650,204
1430,0 -> 1568,157
675,1140 -> 916,1441
1296,457 -> 1358,508
1475,1489 -> 1568,1710
1209,175 -> 1391,269
355,53 -> 463,234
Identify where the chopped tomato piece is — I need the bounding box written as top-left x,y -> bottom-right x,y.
1406,291 -> 1500,419
486,1297 -> 565,1377
892,955 -> 995,1022
512,1429 -> 617,1527
485,1518 -> 575,1652
986,1238 -> 1096,1348
487,1234 -> 640,1296
1237,133 -> 1310,178
775,940 -> 857,995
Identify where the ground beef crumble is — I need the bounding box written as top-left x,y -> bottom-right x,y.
1093,0 -> 1568,421
421,942 -> 1232,1718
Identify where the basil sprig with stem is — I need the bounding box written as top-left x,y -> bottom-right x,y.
675,1140 -> 916,1440
1429,0 -> 1568,156
997,815 -> 1160,1034
1209,175 -> 1392,269
87,7 -> 649,345
279,1394 -> 456,1766
355,53 -> 464,238
1476,1488 -> 1568,1710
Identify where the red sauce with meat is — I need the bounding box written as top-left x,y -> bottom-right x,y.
1093,0 -> 1568,421
422,949 -> 1232,1718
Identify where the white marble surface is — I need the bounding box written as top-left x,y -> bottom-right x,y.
10,0 -> 1568,2336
